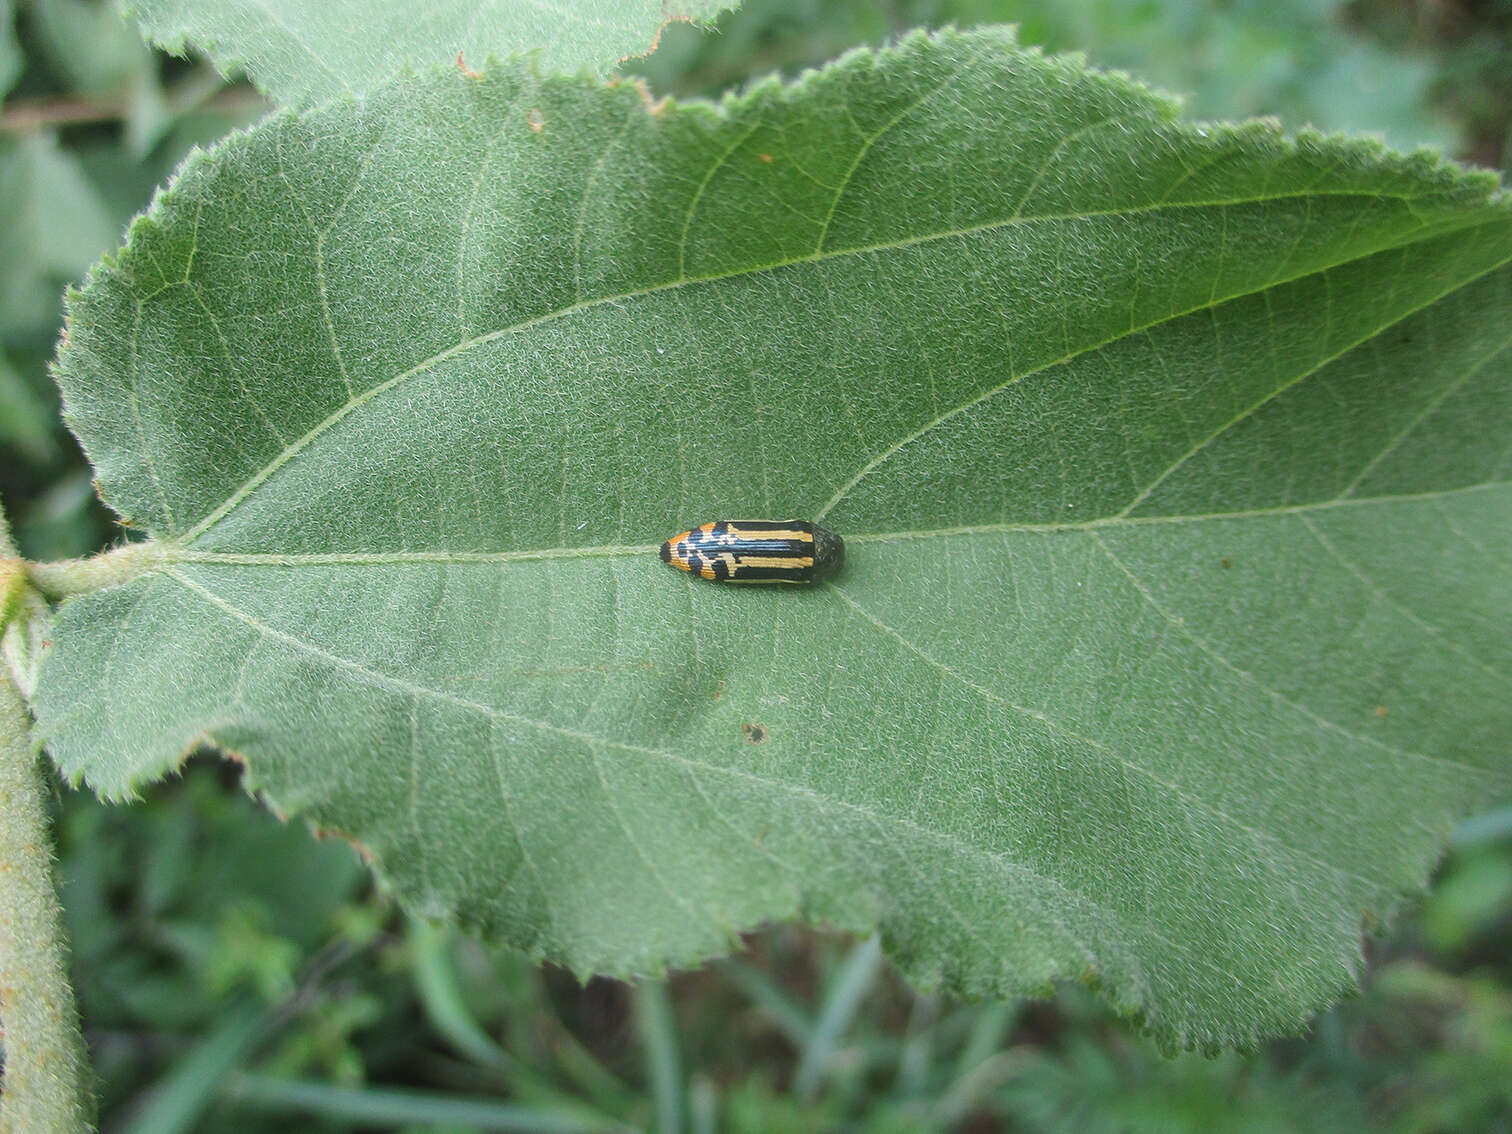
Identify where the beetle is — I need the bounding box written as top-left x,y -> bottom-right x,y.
659,520 -> 844,584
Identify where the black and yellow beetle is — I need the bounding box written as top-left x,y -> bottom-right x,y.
659,520 -> 844,584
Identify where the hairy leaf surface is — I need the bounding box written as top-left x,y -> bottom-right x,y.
40,30 -> 1512,1046
119,0 -> 738,108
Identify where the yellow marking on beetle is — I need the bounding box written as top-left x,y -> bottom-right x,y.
701,551 -> 814,579
732,556 -> 814,569
724,525 -> 812,541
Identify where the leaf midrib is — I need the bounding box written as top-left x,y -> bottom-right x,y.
167,187 -> 1489,548
158,492 -> 1502,781
147,482 -> 1505,567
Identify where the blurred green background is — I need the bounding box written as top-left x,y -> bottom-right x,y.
2,1 -> 1509,1130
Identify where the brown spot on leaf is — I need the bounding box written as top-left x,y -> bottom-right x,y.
757,152 -> 774,163
457,51 -> 481,79
742,722 -> 767,745
312,825 -> 377,865
528,108 -> 545,134
1375,704 -> 1389,718
1219,557 -> 1232,569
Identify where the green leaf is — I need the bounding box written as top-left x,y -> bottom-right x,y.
39,29 -> 1512,1047
0,131 -> 122,340
34,0 -> 157,96
0,0 -> 21,99
630,0 -> 1460,154
32,0 -> 172,156
118,0 -> 740,109
0,349 -> 60,464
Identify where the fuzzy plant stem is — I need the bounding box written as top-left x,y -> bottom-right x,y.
0,509 -> 97,1133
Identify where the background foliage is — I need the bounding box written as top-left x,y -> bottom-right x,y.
2,0 -> 1509,1130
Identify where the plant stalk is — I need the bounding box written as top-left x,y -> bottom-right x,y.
0,507 -> 97,1133
22,541 -> 171,601
0,654 -> 96,1133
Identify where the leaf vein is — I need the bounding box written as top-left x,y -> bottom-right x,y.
677,119 -> 762,281
1088,533 -> 1487,776
487,719 -> 559,954
813,68 -> 961,255
143,481 -> 1511,567
826,581 -> 1381,893
128,297 -> 178,531
1008,113 -> 1121,220
1114,249 -> 1512,519
162,565 -> 1209,982
178,190 -> 1478,544
1299,514 -> 1507,684
1339,329 -> 1512,498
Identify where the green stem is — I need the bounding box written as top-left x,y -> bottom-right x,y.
0,502 -> 96,1131
794,934 -> 883,1101
23,541 -> 173,601
0,511 -> 20,603
0,639 -> 96,1133
633,981 -> 682,1134
222,1074 -> 623,1133
408,917 -> 627,1119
